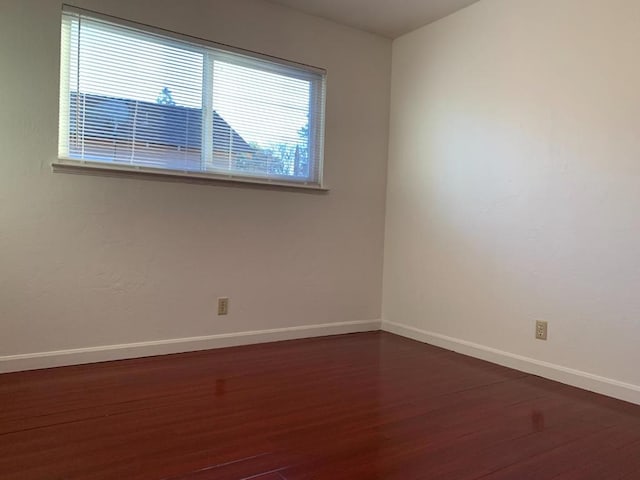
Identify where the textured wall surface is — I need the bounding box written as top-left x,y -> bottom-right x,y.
384,0 -> 640,390
0,0 -> 391,358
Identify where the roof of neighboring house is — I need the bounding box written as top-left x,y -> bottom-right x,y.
70,92 -> 254,154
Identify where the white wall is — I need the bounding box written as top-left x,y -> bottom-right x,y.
0,0 -> 390,369
384,0 -> 640,402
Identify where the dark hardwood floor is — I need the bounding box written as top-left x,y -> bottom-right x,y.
1,332 -> 640,479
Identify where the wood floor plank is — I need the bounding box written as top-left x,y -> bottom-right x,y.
1,332 -> 639,479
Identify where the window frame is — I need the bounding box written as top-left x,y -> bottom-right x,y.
54,5 -> 328,190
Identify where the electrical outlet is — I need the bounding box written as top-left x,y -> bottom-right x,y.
535,321 -> 548,340
217,297 -> 229,316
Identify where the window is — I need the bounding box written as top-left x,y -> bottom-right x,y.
57,6 -> 326,188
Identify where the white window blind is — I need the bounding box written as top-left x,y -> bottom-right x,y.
58,6 -> 326,188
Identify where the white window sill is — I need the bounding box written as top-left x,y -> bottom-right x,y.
52,159 -> 329,192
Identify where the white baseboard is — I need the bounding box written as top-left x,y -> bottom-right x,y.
382,320 -> 640,406
6,318 -> 638,407
0,320 -> 381,373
